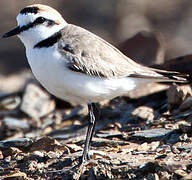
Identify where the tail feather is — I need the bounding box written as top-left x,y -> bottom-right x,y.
129,67 -> 191,84
152,68 -> 191,84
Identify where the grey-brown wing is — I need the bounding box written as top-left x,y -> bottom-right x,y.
57,24 -> 145,78
57,24 -> 188,82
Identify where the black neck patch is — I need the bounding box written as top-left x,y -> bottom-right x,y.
34,31 -> 62,48
20,7 -> 39,15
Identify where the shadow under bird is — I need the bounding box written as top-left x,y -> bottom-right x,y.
2,4 -> 191,165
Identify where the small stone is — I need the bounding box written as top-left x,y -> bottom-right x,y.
96,133 -> 122,139
179,134 -> 188,141
177,145 -> 192,151
36,162 -> 45,170
0,150 -> 3,159
43,127 -> 52,135
0,96 -> 21,110
47,151 -> 62,158
25,130 -> 42,138
0,138 -> 33,149
91,150 -> 111,159
171,145 -> 180,154
41,118 -> 54,129
20,83 -> 55,119
164,123 -> 178,130
3,117 -> 30,130
28,160 -> 38,171
33,151 -> 45,157
131,106 -> 155,122
132,151 -> 148,155
157,144 -> 171,153
138,142 -> 149,151
179,96 -> 192,111
150,141 -> 160,151
154,173 -> 159,180
132,128 -> 173,141
175,169 -> 188,177
66,144 -> 82,153
15,153 -> 25,161
167,84 -> 192,110
4,155 -> 11,162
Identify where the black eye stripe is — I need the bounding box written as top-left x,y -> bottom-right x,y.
19,17 -> 57,33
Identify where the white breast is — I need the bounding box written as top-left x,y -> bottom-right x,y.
26,45 -> 148,104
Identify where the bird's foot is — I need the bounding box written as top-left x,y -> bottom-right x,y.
78,153 -> 91,165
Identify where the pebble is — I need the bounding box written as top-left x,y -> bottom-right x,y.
3,117 -> 30,130
132,128 -> 173,141
33,151 -> 45,157
131,106 -> 155,123
150,141 -> 160,151
0,138 -> 33,148
66,144 -> 82,153
177,145 -> 192,151
138,142 -> 149,151
179,96 -> 192,111
179,134 -> 188,141
175,169 -> 188,177
4,156 -> 11,163
47,151 -> 62,158
20,83 -> 55,119
167,84 -> 192,110
0,96 -> 21,110
0,150 -> 3,159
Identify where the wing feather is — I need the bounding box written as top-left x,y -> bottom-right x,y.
57,24 -> 189,83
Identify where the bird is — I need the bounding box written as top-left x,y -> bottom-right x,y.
2,4 -> 190,164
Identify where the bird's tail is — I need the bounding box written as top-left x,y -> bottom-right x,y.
150,68 -> 192,84
129,67 -> 191,84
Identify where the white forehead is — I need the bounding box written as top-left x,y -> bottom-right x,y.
16,11 -> 66,26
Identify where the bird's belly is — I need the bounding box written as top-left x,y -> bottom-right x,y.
26,48 -> 144,104
39,71 -> 139,104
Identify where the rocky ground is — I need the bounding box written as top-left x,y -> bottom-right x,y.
1,1 -> 192,179
0,73 -> 192,180
0,54 -> 191,180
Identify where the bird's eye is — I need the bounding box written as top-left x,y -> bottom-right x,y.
35,17 -> 46,24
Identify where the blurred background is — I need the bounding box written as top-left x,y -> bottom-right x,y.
1,0 -> 192,94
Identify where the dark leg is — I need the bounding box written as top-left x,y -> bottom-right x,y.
81,103 -> 100,164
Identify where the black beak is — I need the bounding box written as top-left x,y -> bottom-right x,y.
2,26 -> 22,38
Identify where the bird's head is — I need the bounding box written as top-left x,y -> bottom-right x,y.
3,4 -> 67,48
